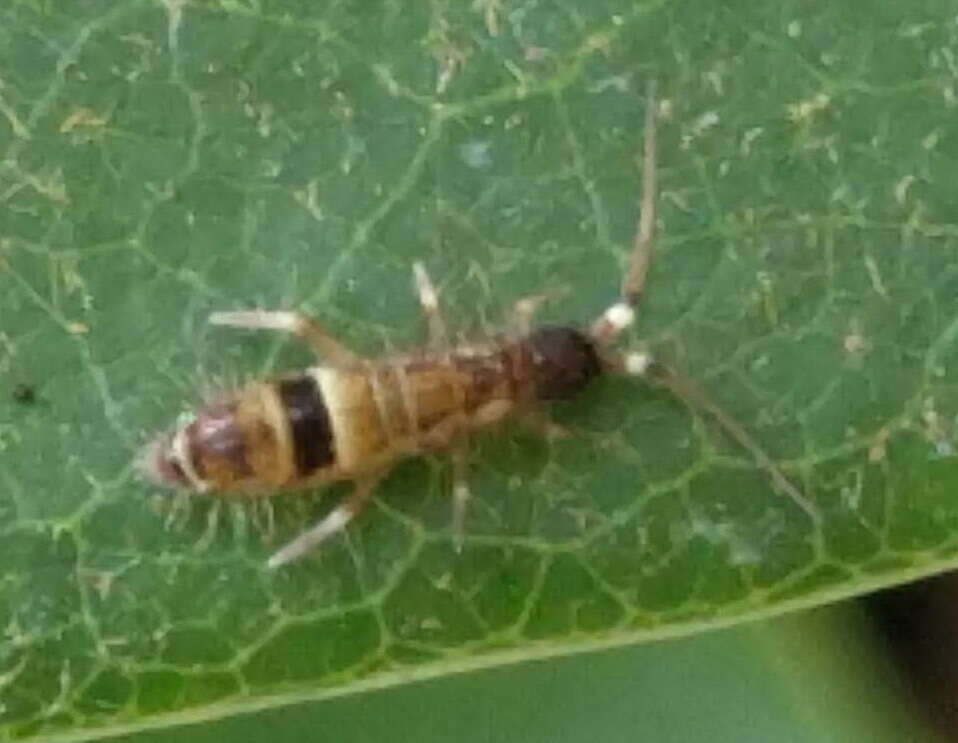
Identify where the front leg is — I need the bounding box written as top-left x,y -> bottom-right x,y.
512,294 -> 550,336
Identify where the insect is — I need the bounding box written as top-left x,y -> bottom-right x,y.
141,83 -> 816,568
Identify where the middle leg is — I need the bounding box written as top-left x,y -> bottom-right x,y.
450,437 -> 472,553
518,407 -> 571,440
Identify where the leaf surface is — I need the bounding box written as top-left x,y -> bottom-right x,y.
1,0 -> 957,738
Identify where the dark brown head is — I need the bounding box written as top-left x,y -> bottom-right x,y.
526,326 -> 603,401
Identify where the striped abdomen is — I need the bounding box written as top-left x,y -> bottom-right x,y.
145,343 -> 526,495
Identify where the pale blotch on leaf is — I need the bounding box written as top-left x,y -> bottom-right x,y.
458,140 -> 493,169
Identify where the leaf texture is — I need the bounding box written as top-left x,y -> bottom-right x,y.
1,0 -> 957,738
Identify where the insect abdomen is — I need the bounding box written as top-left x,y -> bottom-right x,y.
145,346 -> 523,495
143,372 -> 334,494
276,375 -> 336,476
308,347 -> 521,474
210,374 -> 335,490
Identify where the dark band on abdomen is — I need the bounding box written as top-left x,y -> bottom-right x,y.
277,375 -> 335,475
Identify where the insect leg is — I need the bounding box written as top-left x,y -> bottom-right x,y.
266,473 -> 385,568
450,438 -> 472,553
591,80 -> 658,344
209,310 -> 362,365
511,290 -> 566,335
616,351 -> 819,521
412,262 -> 449,349
518,407 -> 571,440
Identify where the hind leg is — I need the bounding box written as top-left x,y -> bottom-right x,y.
266,473 -> 385,568
210,310 -> 362,365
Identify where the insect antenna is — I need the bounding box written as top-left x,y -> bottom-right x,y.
621,79 -> 658,310
595,80 -> 819,522
643,359 -> 819,520
590,80 -> 658,344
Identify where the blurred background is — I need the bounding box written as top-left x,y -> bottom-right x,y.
867,575 -> 958,741
99,583 -> 958,743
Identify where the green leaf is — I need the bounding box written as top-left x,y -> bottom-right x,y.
1,0 -> 956,738
107,607 -> 938,743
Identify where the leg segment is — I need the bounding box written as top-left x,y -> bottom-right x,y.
512,292 -> 557,336
412,262 -> 448,350
518,408 -> 571,440
450,438 -> 471,553
266,473 -> 385,568
209,310 -> 361,365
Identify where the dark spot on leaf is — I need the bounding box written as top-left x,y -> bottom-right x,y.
12,383 -> 36,404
